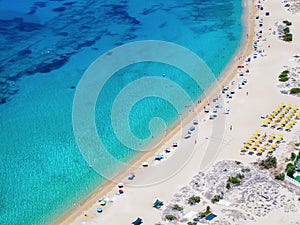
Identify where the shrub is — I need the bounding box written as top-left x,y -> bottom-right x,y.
291,152 -> 297,161
275,173 -> 285,180
295,143 -> 300,147
283,27 -> 290,34
259,156 -> 277,169
236,173 -> 245,179
165,214 -> 177,221
226,182 -> 231,189
199,206 -> 211,218
290,88 -> 300,94
188,196 -> 201,205
228,176 -> 240,184
172,204 -> 183,211
187,222 -> 197,225
286,163 -> 296,178
242,168 -> 251,172
279,77 -> 289,82
211,195 -> 222,203
279,74 -> 288,78
284,33 -> 293,41
283,20 -> 292,26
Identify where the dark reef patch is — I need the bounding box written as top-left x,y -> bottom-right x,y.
25,56 -> 69,74
14,22 -> 43,32
53,7 -> 66,12
17,49 -> 32,57
58,32 -> 69,36
63,2 -> 76,6
27,7 -> 37,15
141,4 -> 162,15
34,2 -> 47,7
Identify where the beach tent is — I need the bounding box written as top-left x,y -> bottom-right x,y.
99,200 -> 106,206
165,147 -> 171,153
153,199 -> 164,209
97,208 -> 103,213
132,217 -> 143,225
188,126 -> 195,132
128,172 -> 135,180
142,161 -> 149,167
155,154 -> 164,161
172,142 -> 178,147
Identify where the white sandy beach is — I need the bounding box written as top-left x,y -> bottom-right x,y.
55,0 -> 300,224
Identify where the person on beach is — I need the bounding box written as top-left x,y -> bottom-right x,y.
230,125 -> 232,131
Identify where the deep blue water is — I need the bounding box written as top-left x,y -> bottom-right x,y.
0,0 -> 243,224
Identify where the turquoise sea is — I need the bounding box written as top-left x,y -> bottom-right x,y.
0,0 -> 243,224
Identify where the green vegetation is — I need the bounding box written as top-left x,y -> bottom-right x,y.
278,70 -> 289,82
275,173 -> 285,180
286,152 -> 297,162
228,176 -> 241,184
284,27 -> 290,34
290,88 -> 300,95
188,196 -> 201,205
200,206 -> 211,218
227,173 -> 245,186
236,173 -> 245,179
295,143 -> 300,147
282,24 -> 293,42
283,20 -> 292,26
286,162 -> 296,178
211,195 -> 222,204
172,204 -> 183,211
281,70 -> 290,76
165,214 -> 177,221
279,77 -> 289,82
242,168 -> 251,173
284,33 -> 293,41
226,182 -> 231,189
259,156 -> 277,169
187,222 -> 197,225
291,152 -> 297,161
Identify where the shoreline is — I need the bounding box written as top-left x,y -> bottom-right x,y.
54,1 -> 257,224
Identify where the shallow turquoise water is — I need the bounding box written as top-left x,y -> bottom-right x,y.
0,0 -> 243,224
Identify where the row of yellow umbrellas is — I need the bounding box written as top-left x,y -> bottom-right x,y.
262,103 -> 299,130
241,131 -> 284,156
